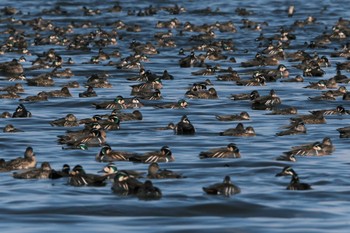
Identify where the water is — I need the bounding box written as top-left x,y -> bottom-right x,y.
0,0 -> 350,232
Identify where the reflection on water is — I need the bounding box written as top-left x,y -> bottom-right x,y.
1,0 -> 350,232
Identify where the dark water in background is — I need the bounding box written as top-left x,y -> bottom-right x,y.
0,0 -> 350,232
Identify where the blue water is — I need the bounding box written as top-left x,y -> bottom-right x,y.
0,0 -> 350,232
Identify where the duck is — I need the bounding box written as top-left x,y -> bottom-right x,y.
136,180 -> 162,200
49,164 -> 70,179
12,104 -> 32,118
130,79 -> 163,95
275,166 -> 312,190
179,51 -> 203,67
216,71 -> 241,81
12,162 -> 52,179
95,144 -> 138,162
276,121 -> 306,136
308,91 -> 336,101
0,58 -> 24,75
155,99 -> 188,109
199,143 -> 241,159
236,76 -> 266,86
45,87 -> 72,98
0,83 -> 25,93
276,153 -> 297,162
19,91 -> 49,102
185,87 -> 218,99
93,95 -> 127,109
215,111 -> 250,121
68,165 -> 107,187
290,112 -> 326,124
230,90 -> 260,101
337,126 -> 350,138
99,163 -> 144,179
129,146 -> 175,163
0,91 -> 20,99
280,75 -> 304,82
108,110 -> 143,121
154,122 -> 175,130
323,86 -> 347,97
251,89 -> 281,109
266,107 -> 298,115
284,137 -> 335,156
310,105 -> 350,115
59,128 -> 106,147
0,146 -> 37,172
203,176 -> 241,196
219,123 -> 256,137
174,115 -> 195,135
97,114 -> 121,131
111,171 -> 143,196
50,113 -> 79,127
78,86 -> 97,98
26,74 -> 54,86
147,162 -> 184,179
1,111 -> 12,118
3,124 -> 23,133
85,73 -> 112,88
135,89 -> 163,100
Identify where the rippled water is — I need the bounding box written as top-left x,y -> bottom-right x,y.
1,0 -> 350,232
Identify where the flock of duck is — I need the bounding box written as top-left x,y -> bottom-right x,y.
0,2 -> 349,200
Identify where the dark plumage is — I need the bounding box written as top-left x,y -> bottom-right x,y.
275,166 -> 312,190
174,115 -> 195,135
203,176 -> 241,196
199,143 -> 241,159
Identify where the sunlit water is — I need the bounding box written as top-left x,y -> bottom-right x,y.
0,0 -> 350,232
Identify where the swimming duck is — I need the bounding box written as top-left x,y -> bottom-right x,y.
26,74 -> 54,86
130,79 -> 163,95
12,162 -> 52,179
266,107 -> 298,115
276,121 -> 306,136
0,91 -> 20,99
46,87 -> 72,98
108,110 -> 143,121
199,143 -> 241,159
174,115 -> 195,135
79,86 -> 97,98
1,111 -> 12,118
111,171 -> 143,196
155,99 -> 188,109
49,164 -> 70,179
185,87 -> 218,99
136,180 -> 162,200
3,124 -> 23,133
219,123 -> 256,137
275,166 -> 312,190
62,81 -> 80,88
135,89 -> 163,100
283,137 -> 335,156
96,144 -> 138,162
68,165 -> 107,187
0,58 -> 24,75
191,65 -> 217,76
252,89 -> 281,109
0,83 -> 24,93
303,80 -> 327,89
12,104 -> 32,118
93,95 -> 127,109
203,176 -> 241,196
290,112 -> 326,124
85,73 -> 112,88
99,163 -> 144,179
97,114 -> 121,131
241,53 -> 279,67
308,90 -> 336,101
0,146 -> 37,172
230,90 -> 260,101
310,105 -> 350,115
155,122 -> 175,130
216,71 -> 241,81
59,128 -> 106,147
236,76 -> 266,86
215,111 -> 250,121
147,162 -> 184,179
322,87 -> 347,98
129,146 -> 175,163
50,113 -> 79,127
19,91 -> 49,102
280,75 -> 304,82
179,51 -> 203,68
